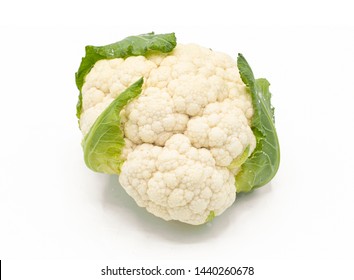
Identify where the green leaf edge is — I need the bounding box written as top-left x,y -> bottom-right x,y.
236,54 -> 280,192
205,211 -> 216,223
228,146 -> 250,170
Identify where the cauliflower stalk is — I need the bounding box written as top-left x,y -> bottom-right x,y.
76,33 -> 280,225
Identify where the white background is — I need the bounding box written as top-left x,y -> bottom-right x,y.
1,0 -> 354,273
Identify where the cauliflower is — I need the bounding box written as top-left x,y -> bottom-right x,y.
76,33 -> 280,225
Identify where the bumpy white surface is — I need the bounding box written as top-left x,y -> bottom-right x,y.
119,134 -> 236,225
80,44 -> 256,225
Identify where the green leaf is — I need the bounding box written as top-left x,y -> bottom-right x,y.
236,54 -> 280,192
228,146 -> 250,170
75,32 -> 177,118
205,211 -> 215,223
82,78 -> 143,174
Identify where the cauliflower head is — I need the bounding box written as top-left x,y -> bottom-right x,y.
76,33 -> 280,225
